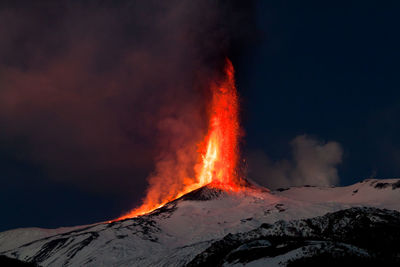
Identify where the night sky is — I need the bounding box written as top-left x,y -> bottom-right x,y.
1,1 -> 400,231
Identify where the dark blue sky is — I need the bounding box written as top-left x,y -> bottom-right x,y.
1,1 -> 400,231
236,1 -> 400,186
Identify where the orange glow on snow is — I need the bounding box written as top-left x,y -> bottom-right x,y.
116,59 -> 243,220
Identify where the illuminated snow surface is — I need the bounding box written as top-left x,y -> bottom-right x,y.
1,178 -> 400,266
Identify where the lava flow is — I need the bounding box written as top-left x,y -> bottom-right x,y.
116,59 -> 244,221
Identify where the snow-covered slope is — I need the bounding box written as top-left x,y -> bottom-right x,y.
1,179 -> 400,266
188,207 -> 400,266
274,178 -> 400,210
0,225 -> 94,253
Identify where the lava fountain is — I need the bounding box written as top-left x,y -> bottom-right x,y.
116,59 -> 244,220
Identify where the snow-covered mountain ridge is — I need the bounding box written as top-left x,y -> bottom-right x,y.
188,207 -> 400,266
1,178 -> 400,266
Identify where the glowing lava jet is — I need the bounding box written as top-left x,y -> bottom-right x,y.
117,59 -> 243,220
196,59 -> 242,191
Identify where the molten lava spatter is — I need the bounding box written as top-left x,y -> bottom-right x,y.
196,59 -> 242,190
116,59 -> 243,220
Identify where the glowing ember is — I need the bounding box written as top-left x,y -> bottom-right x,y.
116,59 -> 243,220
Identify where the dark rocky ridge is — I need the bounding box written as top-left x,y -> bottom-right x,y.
0,255 -> 36,267
187,207 -> 400,266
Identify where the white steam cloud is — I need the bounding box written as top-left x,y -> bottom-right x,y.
247,135 -> 343,189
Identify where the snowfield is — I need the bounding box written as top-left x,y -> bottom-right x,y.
1,178 -> 400,266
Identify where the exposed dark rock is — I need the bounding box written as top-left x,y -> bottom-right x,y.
375,182 -> 391,189
0,255 -> 36,267
186,207 -> 400,267
392,180 -> 400,189
31,237 -> 69,263
287,252 -> 396,267
148,202 -> 177,219
240,217 -> 253,223
275,204 -> 286,212
276,188 -> 290,192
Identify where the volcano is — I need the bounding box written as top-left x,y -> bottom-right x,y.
2,60 -> 400,266
115,58 -> 244,221
1,178 -> 400,266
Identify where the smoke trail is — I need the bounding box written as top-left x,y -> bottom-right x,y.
0,1 -> 256,205
247,135 -> 343,189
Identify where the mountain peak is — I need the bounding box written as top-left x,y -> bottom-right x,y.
177,185 -> 224,201
175,178 -> 268,202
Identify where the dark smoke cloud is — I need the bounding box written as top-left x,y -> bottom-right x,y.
247,135 -> 343,189
0,1 -> 255,198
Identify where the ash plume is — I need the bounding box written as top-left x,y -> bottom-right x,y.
0,0 -> 255,209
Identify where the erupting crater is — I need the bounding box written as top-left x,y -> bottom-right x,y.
116,59 -> 247,221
